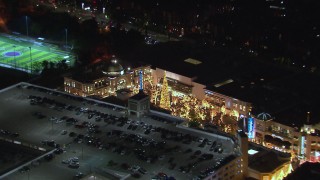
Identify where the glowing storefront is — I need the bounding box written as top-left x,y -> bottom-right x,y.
64,57 -> 151,98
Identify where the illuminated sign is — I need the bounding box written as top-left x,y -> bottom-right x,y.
248,149 -> 259,155
248,117 -> 255,139
271,134 -> 284,140
139,70 -> 143,90
204,90 -> 214,95
300,136 -> 305,155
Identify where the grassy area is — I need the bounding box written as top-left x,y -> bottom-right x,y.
0,33 -> 75,74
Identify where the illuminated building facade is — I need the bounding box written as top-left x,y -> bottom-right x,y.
64,59 -> 252,121
64,57 -> 152,98
63,58 -> 320,164
246,136 -> 292,180
159,71 -> 171,110
64,59 -> 252,135
151,67 -> 252,116
251,112 -> 320,163
247,151 -> 292,180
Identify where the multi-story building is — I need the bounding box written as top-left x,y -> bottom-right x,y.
63,56 -> 320,165
64,58 -> 252,121
250,110 -> 320,163
64,57 -> 152,98
151,67 -> 252,118
247,143 -> 292,180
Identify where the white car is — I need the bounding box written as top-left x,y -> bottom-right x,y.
129,165 -> 140,172
198,137 -> 204,143
55,119 -> 64,124
50,116 -> 58,121
61,130 -> 67,135
70,157 -> 79,162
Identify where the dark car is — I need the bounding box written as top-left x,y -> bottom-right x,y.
54,148 -> 64,154
19,166 -> 30,173
11,132 -> 19,138
69,132 -> 77,137
194,150 -> 201,155
184,148 -> 192,153
44,154 -> 54,161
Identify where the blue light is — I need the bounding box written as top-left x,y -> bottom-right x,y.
248,117 -> 255,139
301,136 -> 305,155
139,70 -> 143,91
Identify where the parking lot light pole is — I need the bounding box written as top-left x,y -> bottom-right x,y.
29,47 -> 32,73
26,16 -> 29,37
13,45 -> 16,69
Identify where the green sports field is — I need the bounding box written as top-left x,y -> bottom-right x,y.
0,33 -> 75,74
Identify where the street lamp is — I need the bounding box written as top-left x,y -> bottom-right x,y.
25,16 -> 29,37
29,47 -> 32,73
13,45 -> 16,69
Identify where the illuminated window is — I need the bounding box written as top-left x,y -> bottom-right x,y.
263,176 -> 269,180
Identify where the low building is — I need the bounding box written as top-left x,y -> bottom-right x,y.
247,143 -> 292,180
128,90 -> 150,118
284,162 -> 320,180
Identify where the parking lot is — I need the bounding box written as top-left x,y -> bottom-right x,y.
0,83 -> 236,180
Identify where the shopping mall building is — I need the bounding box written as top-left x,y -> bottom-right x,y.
64,57 -> 251,118
250,111 -> 320,163
64,57 -> 320,163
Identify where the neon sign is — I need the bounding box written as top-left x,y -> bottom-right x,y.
300,136 -> 305,155
248,117 -> 255,139
139,70 -> 143,90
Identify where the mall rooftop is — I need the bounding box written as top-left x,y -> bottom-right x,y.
248,143 -> 291,174
126,42 -> 320,114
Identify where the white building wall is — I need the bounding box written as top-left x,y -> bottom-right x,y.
152,68 -> 193,86
192,81 -> 206,100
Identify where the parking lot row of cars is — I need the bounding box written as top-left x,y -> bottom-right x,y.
54,103 -> 226,179
0,129 -> 19,138
20,84 -> 229,179
24,85 -> 123,111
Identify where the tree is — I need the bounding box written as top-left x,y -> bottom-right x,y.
41,60 -> 49,69
56,59 -> 68,71
188,120 -> 200,128
189,108 -> 199,121
160,71 -> 171,110
49,61 -> 55,69
32,61 -> 43,73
